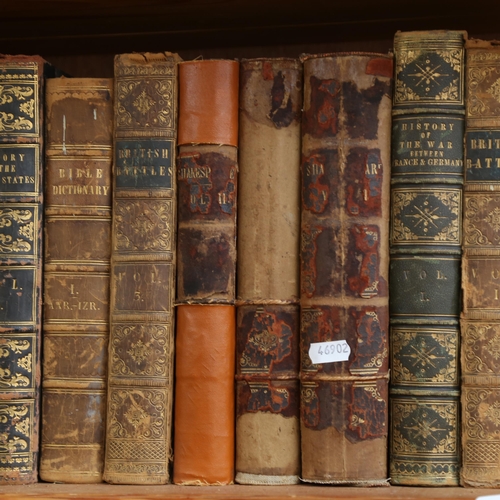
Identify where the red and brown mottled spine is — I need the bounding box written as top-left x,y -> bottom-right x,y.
300,52 -> 392,485
41,78 -> 113,483
0,55 -> 60,484
174,59 -> 239,485
235,58 -> 302,485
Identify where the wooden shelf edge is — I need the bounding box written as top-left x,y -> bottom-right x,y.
0,484 -> 496,500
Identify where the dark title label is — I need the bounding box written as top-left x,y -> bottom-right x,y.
115,139 -> 173,189
392,116 -> 464,176
0,145 -> 39,195
390,256 -> 460,318
466,130 -> 500,182
0,267 -> 36,325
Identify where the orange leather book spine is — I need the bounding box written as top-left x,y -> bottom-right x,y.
178,59 -> 239,147
174,59 -> 239,485
173,305 -> 235,485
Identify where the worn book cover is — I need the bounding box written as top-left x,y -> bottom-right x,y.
176,59 -> 239,303
0,55 -> 59,484
103,52 -> 180,484
235,58 -> 302,485
390,30 -> 466,486
461,38 -> 500,487
40,77 -> 113,483
173,59 -> 239,485
300,52 -> 392,484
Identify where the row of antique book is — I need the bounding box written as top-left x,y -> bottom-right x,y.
0,28 -> 498,488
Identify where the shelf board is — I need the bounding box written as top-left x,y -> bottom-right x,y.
1,0 -> 499,56
0,484 -> 496,500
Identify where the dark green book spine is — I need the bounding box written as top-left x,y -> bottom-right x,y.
389,30 -> 466,486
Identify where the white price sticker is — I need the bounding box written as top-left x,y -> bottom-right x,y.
308,340 -> 351,365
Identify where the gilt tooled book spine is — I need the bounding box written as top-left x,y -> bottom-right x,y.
300,52 -> 392,485
235,58 -> 302,485
173,59 -> 238,485
0,55 -> 59,484
40,78 -> 113,483
103,52 -> 181,485
389,30 -> 466,486
460,39 -> 500,487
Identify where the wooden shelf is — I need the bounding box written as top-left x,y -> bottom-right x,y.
1,1 -> 498,78
1,0 -> 499,70
0,484 -> 498,500
1,0 -> 499,55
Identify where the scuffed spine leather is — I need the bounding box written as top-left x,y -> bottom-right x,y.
389,31 -> 466,486
300,52 -> 392,485
0,55 -> 57,484
176,144 -> 237,302
461,39 -> 500,487
41,78 -> 113,483
174,59 -> 239,485
103,52 -> 181,484
235,58 -> 302,485
176,60 -> 239,303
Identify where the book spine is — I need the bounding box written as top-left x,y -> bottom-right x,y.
176,144 -> 237,303
389,30 -> 466,486
235,58 -> 302,485
40,77 -> 113,483
460,39 -> 500,487
174,304 -> 235,484
103,52 -> 180,484
173,59 -> 238,485
300,52 -> 392,485
0,56 -> 53,484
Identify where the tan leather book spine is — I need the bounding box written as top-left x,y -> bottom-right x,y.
300,52 -> 392,485
40,77 -> 113,483
174,59 -> 238,485
0,55 -> 59,484
461,38 -> 500,487
235,58 -> 302,485
174,304 -> 235,485
103,52 -> 181,484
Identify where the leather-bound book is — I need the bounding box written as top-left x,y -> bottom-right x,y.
176,59 -> 238,303
103,52 -> 181,484
461,38 -> 500,487
0,55 -> 59,484
235,58 -> 302,485
40,77 -> 113,483
300,52 -> 392,485
390,31 -> 466,486
174,59 -> 238,485
174,304 -> 235,485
